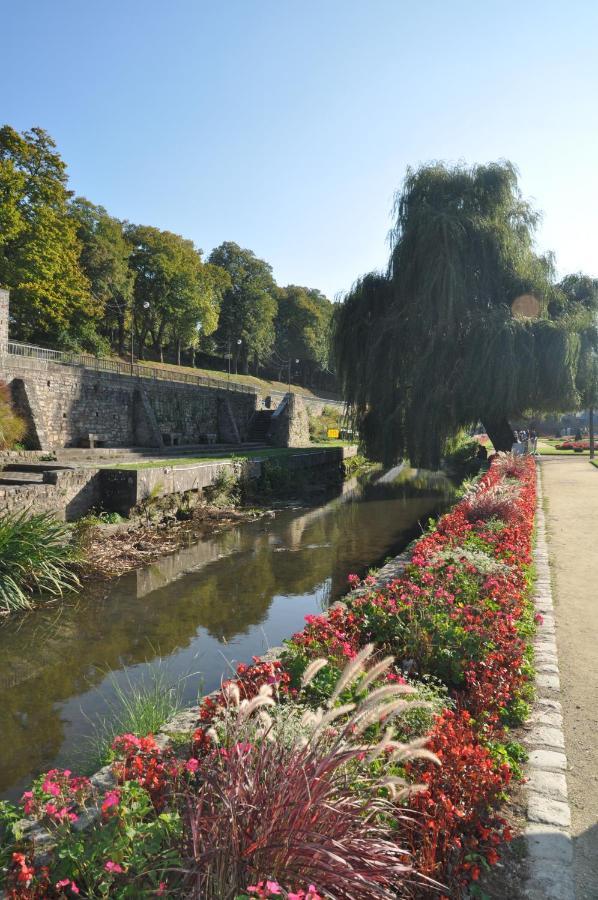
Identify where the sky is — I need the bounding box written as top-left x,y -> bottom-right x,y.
3,0 -> 598,299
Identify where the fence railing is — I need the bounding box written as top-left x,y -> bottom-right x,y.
2,341 -> 346,407
4,341 -> 258,394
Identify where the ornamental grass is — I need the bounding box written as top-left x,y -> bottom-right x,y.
0,510 -> 80,613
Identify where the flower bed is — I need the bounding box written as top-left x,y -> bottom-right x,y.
1,455 -> 537,898
556,440 -> 589,451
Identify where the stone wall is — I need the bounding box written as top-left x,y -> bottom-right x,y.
0,355 -> 258,450
267,393 -> 311,447
0,469 -> 102,521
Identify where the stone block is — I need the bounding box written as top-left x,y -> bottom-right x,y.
527,769 -> 568,802
528,749 -> 567,771
525,824 -> 573,864
528,792 -> 571,828
528,726 -> 565,749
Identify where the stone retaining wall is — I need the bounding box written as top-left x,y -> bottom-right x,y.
0,355 -> 258,450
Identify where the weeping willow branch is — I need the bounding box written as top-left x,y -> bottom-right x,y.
334,161 -> 581,467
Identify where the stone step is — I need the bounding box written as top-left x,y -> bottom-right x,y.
0,471 -> 46,484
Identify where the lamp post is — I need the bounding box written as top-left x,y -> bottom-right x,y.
235,338 -> 242,376
288,358 -> 299,392
131,300 -> 150,374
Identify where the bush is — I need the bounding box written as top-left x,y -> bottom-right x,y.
308,405 -> 343,442
0,511 -> 80,613
0,381 -> 26,449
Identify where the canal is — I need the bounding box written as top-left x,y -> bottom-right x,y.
0,469 -> 453,800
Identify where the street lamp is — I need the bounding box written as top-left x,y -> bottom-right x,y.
288,358 -> 299,392
131,300 -> 150,374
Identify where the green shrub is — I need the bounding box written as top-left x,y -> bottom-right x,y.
0,511 -> 80,613
308,404 -> 344,442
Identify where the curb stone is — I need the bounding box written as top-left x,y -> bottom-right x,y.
523,462 -> 575,899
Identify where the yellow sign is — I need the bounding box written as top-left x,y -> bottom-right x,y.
327,428 -> 340,439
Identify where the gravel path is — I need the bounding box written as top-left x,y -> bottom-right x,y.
542,456 -> 598,898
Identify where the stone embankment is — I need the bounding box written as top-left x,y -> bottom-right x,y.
0,446 -> 357,521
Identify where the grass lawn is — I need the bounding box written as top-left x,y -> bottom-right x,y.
537,439 -> 591,456
130,358 -> 342,402
108,443 -> 353,470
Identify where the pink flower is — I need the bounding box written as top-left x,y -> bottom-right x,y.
101,790 -> 120,813
104,860 -> 124,874
265,882 -> 282,895
45,802 -> 57,816
21,791 -> 34,815
42,779 -> 61,797
56,879 -> 80,895
185,757 -> 199,773
156,883 -> 167,896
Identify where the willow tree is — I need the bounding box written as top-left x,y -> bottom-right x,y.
334,162 -> 579,468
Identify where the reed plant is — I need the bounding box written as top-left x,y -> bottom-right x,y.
0,510 -> 80,613
83,664 -> 184,771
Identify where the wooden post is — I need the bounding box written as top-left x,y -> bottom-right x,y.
590,407 -> 595,459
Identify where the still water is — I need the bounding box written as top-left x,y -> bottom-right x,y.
0,470 -> 452,800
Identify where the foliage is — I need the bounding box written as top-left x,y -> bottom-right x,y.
0,380 -> 26,449
0,126 -> 334,385
184,654 -> 427,900
308,404 -> 343,442
334,161 -> 582,466
126,225 -> 224,363
5,455 -> 537,897
83,666 -> 183,771
69,198 -> 134,356
0,511 -> 80,613
209,241 -> 278,372
274,286 -> 333,382
0,126 -> 99,345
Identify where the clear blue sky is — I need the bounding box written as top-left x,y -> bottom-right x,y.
3,0 -> 598,299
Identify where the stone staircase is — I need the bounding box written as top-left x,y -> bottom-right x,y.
248,411 -> 273,442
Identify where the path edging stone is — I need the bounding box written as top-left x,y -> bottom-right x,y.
523,462 -> 575,899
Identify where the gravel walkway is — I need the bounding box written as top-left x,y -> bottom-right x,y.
542,456 -> 598,899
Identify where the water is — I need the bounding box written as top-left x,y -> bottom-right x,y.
0,470 -> 452,800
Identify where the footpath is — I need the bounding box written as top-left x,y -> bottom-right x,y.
541,456 -> 598,898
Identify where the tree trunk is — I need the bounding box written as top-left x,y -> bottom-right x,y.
177,339 -> 181,367
590,408 -> 595,459
482,417 -> 515,452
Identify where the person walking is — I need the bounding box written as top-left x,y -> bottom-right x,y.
530,428 -> 538,456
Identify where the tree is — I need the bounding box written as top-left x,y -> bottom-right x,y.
334,162 -> 580,468
70,197 -> 134,355
559,274 -> 598,458
126,226 -> 223,363
274,285 -> 333,384
0,126 -> 99,346
209,242 -> 277,374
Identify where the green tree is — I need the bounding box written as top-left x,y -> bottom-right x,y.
559,274 -> 598,457
70,198 -> 134,355
334,162 -> 579,467
209,242 -> 277,374
274,285 -> 333,384
0,126 -> 98,346
126,226 -> 223,363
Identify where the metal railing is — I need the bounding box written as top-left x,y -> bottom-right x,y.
2,341 -> 346,407
4,341 -> 258,394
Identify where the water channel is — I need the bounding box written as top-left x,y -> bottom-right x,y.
0,469 -> 453,801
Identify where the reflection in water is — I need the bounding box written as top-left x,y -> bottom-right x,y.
0,470 -> 453,800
